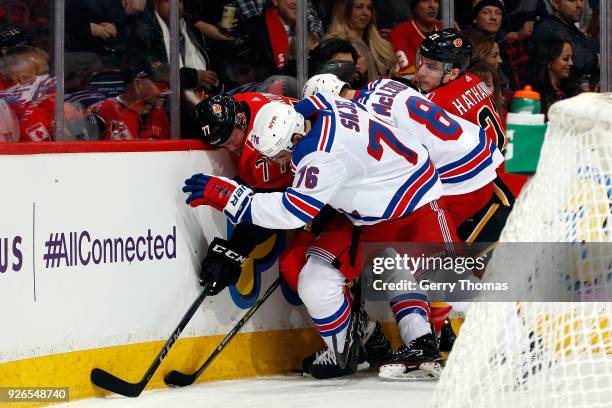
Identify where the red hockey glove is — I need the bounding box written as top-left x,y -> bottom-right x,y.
182,174 -> 253,223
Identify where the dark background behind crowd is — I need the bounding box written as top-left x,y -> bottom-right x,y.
0,0 -> 604,142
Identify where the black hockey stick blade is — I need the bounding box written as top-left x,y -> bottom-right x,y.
90,284 -> 211,397
164,278 -> 281,388
90,368 -> 146,398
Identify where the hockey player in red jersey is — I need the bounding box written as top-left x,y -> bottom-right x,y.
412,29 -> 515,351
413,29 -> 514,245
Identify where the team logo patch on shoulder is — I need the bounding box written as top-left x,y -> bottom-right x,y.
453,38 -> 463,48
212,103 -> 222,114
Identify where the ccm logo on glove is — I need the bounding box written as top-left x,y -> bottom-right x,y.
212,244 -> 247,263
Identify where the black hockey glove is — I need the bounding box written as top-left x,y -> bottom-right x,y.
200,237 -> 248,295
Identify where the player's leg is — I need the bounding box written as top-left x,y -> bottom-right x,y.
457,176 -> 515,244
299,217 -> 391,378
297,255 -> 360,379
367,200 -> 458,380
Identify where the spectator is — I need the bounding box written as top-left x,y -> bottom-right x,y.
388,0 -> 443,77
308,37 -> 362,86
374,0 -> 413,36
65,0 -> 128,66
90,55 -> 170,140
529,0 -> 599,85
527,35 -> 580,117
325,0 -> 397,80
237,0 -> 300,77
234,0 -> 324,36
468,59 -> 505,114
150,0 -> 219,100
464,0 -> 532,90
466,31 -> 503,71
0,45 -> 46,87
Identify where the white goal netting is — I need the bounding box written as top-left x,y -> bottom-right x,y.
430,93 -> 612,408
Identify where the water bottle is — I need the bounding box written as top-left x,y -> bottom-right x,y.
510,85 -> 541,114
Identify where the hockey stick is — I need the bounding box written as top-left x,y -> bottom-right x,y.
164,277 -> 281,387
90,283 -> 212,397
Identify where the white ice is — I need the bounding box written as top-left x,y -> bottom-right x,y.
55,372 -> 436,408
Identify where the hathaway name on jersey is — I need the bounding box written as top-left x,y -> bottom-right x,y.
234,93 -> 443,230
448,81 -> 493,117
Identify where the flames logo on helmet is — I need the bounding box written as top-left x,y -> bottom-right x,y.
453,38 -> 463,48
212,104 -> 222,114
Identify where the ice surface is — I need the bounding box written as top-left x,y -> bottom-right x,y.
56,372 -> 436,408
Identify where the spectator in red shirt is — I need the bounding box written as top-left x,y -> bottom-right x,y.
91,55 -> 170,140
388,0 -> 443,77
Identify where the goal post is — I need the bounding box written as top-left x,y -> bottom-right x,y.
430,93 -> 612,408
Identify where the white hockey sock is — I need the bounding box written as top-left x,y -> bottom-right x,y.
390,294 -> 432,345
398,314 -> 431,345
298,256 -> 351,354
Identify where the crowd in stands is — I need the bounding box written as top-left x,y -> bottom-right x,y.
0,0 -> 603,142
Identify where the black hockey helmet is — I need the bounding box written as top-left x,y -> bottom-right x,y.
418,29 -> 472,73
194,94 -> 247,146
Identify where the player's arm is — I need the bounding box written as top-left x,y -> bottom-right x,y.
293,93 -> 334,119
182,151 -> 348,230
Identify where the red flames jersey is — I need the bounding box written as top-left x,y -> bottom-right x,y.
426,73 -> 507,150
232,92 -> 297,189
91,98 -> 170,140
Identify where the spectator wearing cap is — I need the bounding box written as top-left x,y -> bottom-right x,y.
529,0 -> 599,87
90,55 -> 170,140
463,0 -> 532,91
387,0 -> 443,77
325,0 -> 397,80
0,23 -> 34,55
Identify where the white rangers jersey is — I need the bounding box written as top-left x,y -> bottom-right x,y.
354,79 -> 504,195
241,93 -> 443,229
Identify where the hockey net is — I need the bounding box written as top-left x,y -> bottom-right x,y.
430,93 -> 612,408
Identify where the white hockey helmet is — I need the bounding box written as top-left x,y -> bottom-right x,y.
302,73 -> 348,98
0,100 -> 19,142
249,102 -> 306,158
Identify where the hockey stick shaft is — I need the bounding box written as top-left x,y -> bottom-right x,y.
164,277 -> 281,387
90,283 -> 211,397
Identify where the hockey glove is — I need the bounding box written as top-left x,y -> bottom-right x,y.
200,237 -> 248,295
182,173 -> 253,223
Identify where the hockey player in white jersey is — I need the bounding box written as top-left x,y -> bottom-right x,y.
182,94 -> 459,380
302,74 -> 504,230
302,75 -> 504,378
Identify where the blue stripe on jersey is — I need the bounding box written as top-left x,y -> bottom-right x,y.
291,111 -> 334,167
441,142 -> 496,184
287,188 -> 325,211
382,161 -> 431,219
356,80 -> 381,105
281,193 -> 314,223
294,97 -> 319,119
312,93 -> 334,110
322,111 -> 336,153
347,161 -> 436,223
437,129 -> 487,175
